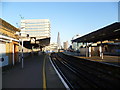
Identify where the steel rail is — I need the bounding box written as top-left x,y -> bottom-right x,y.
56,53 -> 120,88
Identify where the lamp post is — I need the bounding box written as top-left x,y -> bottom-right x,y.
21,39 -> 24,68
18,32 -> 29,69
17,32 -> 24,68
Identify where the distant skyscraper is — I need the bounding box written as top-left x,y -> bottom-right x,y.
57,32 -> 61,49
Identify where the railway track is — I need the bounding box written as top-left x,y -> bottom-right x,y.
50,52 -> 120,89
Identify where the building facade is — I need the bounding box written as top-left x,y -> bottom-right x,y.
43,42 -> 58,52
63,41 -> 68,50
0,18 -> 20,67
20,19 -> 50,40
72,42 -> 77,51
72,34 -> 81,51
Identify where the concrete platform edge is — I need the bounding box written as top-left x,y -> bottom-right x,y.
49,56 -> 69,89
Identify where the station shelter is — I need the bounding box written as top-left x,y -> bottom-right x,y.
0,18 -> 20,67
72,22 -> 120,58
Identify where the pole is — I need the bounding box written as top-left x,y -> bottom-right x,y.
89,46 -> 91,57
99,41 -> 103,60
13,44 -> 14,66
21,39 -> 24,68
39,45 -> 41,55
19,40 -> 21,62
77,42 -> 79,56
32,46 -> 34,56
86,42 -> 88,57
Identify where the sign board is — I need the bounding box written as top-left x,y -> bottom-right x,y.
0,42 -> 8,67
0,56 -> 8,67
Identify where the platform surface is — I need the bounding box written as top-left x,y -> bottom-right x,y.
2,53 -> 65,89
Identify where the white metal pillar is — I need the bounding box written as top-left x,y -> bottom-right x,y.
39,45 -> 41,55
21,40 -> 24,68
86,42 -> 88,57
12,44 -> 14,66
89,46 -> 92,57
99,41 -> 103,59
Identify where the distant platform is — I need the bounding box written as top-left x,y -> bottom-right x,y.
63,52 -> 120,67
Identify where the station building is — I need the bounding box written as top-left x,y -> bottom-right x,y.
43,42 -> 58,53
0,18 -> 20,67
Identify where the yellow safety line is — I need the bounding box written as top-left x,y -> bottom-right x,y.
43,55 -> 47,90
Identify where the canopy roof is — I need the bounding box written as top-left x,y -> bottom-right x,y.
23,37 -> 50,49
72,22 -> 120,43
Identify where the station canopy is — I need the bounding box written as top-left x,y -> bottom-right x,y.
72,22 -> 120,43
23,37 -> 50,49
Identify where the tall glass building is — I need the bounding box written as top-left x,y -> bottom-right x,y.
20,19 -> 50,39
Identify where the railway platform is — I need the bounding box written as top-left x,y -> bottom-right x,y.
63,52 -> 120,66
2,53 -> 65,89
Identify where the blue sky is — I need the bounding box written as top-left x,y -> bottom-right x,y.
1,2 -> 118,45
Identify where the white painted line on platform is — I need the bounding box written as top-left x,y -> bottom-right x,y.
49,56 -> 70,89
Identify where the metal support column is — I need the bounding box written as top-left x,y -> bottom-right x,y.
77,42 -> 79,56
19,41 -> 21,62
39,45 -> 41,55
21,40 -> 24,68
86,42 -> 88,57
77,42 -> 79,50
12,44 -> 14,66
99,41 -> 103,59
89,46 -> 92,57
31,46 -> 34,56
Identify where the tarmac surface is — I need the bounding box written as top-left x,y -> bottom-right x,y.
2,53 -> 65,89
